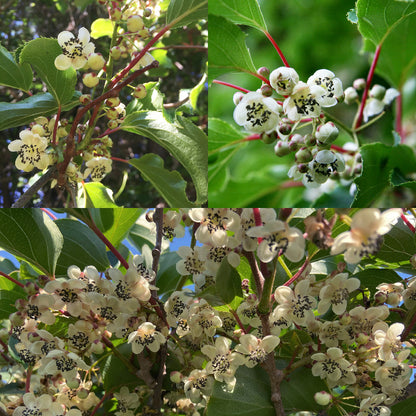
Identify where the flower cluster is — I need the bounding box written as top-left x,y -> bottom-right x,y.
2,208 -> 415,416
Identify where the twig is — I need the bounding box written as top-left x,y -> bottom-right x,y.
243,250 -> 264,297
11,166 -> 57,207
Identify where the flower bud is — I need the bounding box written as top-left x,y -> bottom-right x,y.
353,78 -> 366,90
297,163 -> 309,173
83,73 -> 99,88
257,66 -> 270,78
315,122 -> 339,145
127,15 -> 144,32
133,84 -> 147,99
374,290 -> 388,305
10,311 -> 25,326
314,391 -> 332,406
87,53 -> 106,71
295,147 -> 313,163
79,94 -> 92,105
105,97 -> 120,107
107,119 -> 119,129
110,7 -> 122,20
170,371 -> 183,384
24,281 -> 38,296
144,7 -> 152,17
106,108 -> 119,120
304,133 -> 316,147
233,92 -> 244,105
344,86 -> 359,104
262,131 -> 277,144
278,122 -> 291,136
288,133 -> 304,152
31,124 -> 46,136
260,84 -> 273,97
110,46 -> 122,60
274,140 -> 291,156
369,84 -> 386,100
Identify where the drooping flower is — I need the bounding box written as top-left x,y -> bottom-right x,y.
246,220 -> 305,263
233,91 -> 281,134
269,66 -> 299,95
373,322 -> 405,361
363,87 -> 399,122
12,392 -> 72,416
8,129 -> 51,172
307,69 -> 343,107
357,394 -> 391,416
330,209 -> 402,264
128,322 -> 166,354
55,27 -> 95,70
235,334 -> 280,368
83,157 -> 112,182
183,369 -> 214,404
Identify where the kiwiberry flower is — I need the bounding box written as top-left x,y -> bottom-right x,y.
307,69 -> 343,107
330,209 -> 402,264
269,66 -> 299,95
114,386 -> 140,416
233,91 -> 281,134
235,334 -> 280,368
83,157 -> 112,182
12,392 -> 73,416
363,87 -> 400,122
183,369 -> 214,404
373,322 -> 405,361
8,129 -> 51,172
357,394 -> 391,416
55,27 -> 95,70
128,322 -> 166,354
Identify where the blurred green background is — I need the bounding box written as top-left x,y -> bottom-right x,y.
208,0 -> 416,207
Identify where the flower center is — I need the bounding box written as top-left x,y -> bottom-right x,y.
62,37 -> 84,58
211,354 -> 230,374
245,102 -> 272,127
19,144 -> 42,164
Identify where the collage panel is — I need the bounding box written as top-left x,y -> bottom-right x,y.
0,0 -> 207,208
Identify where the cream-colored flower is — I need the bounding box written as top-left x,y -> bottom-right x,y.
114,386 -> 139,416
21,293 -> 56,325
8,129 -> 51,172
235,334 -> 280,367
12,393 -> 67,416
403,277 -> 416,308
375,350 -> 411,388
373,322 -> 405,361
318,320 -> 349,348
83,157 -> 112,182
188,299 -> 222,338
274,280 -> 317,326
165,291 -> 193,328
176,246 -> 207,278
201,336 -> 243,389
161,210 -> 185,239
331,209 -> 402,264
183,369 -> 214,404
317,273 -> 360,315
376,282 -> 404,307
311,347 -> 356,387
128,322 -> 166,354
236,297 -> 262,328
246,220 -> 305,263
55,27 -> 95,70
357,394 -> 391,416
269,66 -> 299,95
307,69 -> 343,107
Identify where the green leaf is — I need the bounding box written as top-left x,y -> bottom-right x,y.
352,143 -> 416,207
121,111 -> 208,204
39,315 -> 77,338
126,82 -> 165,113
209,0 -> 267,31
189,70 -> 207,110
166,0 -> 208,29
129,154 -> 194,207
353,268 -> 401,294
20,38 -> 77,105
0,288 -> 25,319
128,222 -> 170,253
0,44 -> 32,92
207,365 -> 275,416
156,251 -> 182,298
208,117 -> 245,154
54,219 -> 110,277
356,0 -> 416,86
90,208 -> 142,249
208,15 -> 257,82
391,396 -> 416,416
215,258 -> 243,304
376,218 -> 416,263
83,182 -> 120,208
0,209 -> 63,277
0,92 -> 80,131
90,18 -> 115,39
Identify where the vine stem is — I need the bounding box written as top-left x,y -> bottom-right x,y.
90,389 -> 114,416
212,80 -> 250,93
396,91 -> 404,142
111,156 -> 130,164
355,44 -> 382,129
283,258 -> 310,286
401,309 -> 416,341
25,367 -> 32,392
330,144 -> 357,155
40,208 -> 57,220
401,211 -> 415,233
51,105 -> 61,146
0,271 -> 24,288
263,31 -> 290,67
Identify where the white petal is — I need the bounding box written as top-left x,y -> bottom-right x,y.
78,27 -> 90,45
55,54 -> 72,70
57,31 -> 74,46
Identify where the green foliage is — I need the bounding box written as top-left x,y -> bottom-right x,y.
0,209 -> 63,277
215,259 -> 243,304
90,18 -> 115,39
0,287 -> 26,319
0,44 -> 32,92
356,0 -> 416,86
130,154 -> 194,207
208,14 -> 257,82
20,38 -> 77,105
166,0 -> 208,29
121,111 -> 208,205
83,183 -> 119,208
54,218 -> 110,277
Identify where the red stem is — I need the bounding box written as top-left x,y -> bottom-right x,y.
51,106 -> 61,146
253,72 -> 271,85
355,44 -> 382,129
212,80 -> 250,93
98,127 -> 121,138
279,180 -> 304,189
401,310 -> 416,341
330,145 -> 357,156
90,390 -> 113,416
396,91 -> 404,143
243,134 -> 262,142
25,367 -> 32,392
253,208 -> 263,227
0,271 -> 24,288
41,208 -> 58,221
88,220 -> 129,269
263,31 -> 290,67
230,309 -> 248,334
401,212 -> 415,233
283,258 -> 309,286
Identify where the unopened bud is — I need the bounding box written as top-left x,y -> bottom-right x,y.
344,87 -> 358,104
353,78 -> 366,90
262,131 -> 277,144
304,133 -> 316,147
278,123 -> 292,136
106,108 -> 119,120
133,84 -> 147,99
24,281 -> 38,296
105,97 -> 120,107
143,7 -> 152,17
295,147 -> 313,163
233,92 -> 244,106
79,94 -> 92,105
369,84 -> 386,100
297,163 -> 309,173
82,73 -> 99,88
288,133 -> 304,152
170,371 -> 183,383
127,15 -> 144,32
110,46 -> 122,60
257,66 -> 270,78
107,119 -> 119,129
374,291 -> 388,305
87,53 -> 106,71
274,140 -> 291,157
110,7 -> 122,20
260,84 -> 273,97
316,122 -> 339,145
314,391 -> 332,406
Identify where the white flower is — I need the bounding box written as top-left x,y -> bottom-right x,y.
12,393 -> 66,416
233,91 -> 281,133
373,322 -> 405,361
330,209 -> 402,264
236,298 -> 262,328
201,336 -> 243,389
162,210 -> 185,239
127,322 -> 166,354
183,369 -> 214,404
358,394 -> 391,416
83,157 -> 112,182
114,386 -> 139,416
403,277 -> 416,308
8,129 -> 51,172
165,291 -> 193,328
55,27 -> 95,70
317,273 -> 360,315
311,347 -> 356,387
283,81 -> 326,121
235,334 -> 280,367
363,87 -> 399,122
188,299 -> 222,338
318,320 -> 349,347
303,150 -> 345,188
269,66 -> 299,95
375,350 -> 411,388
274,280 -> 317,326
176,246 -> 208,279
307,69 -> 343,107
246,220 -> 305,263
